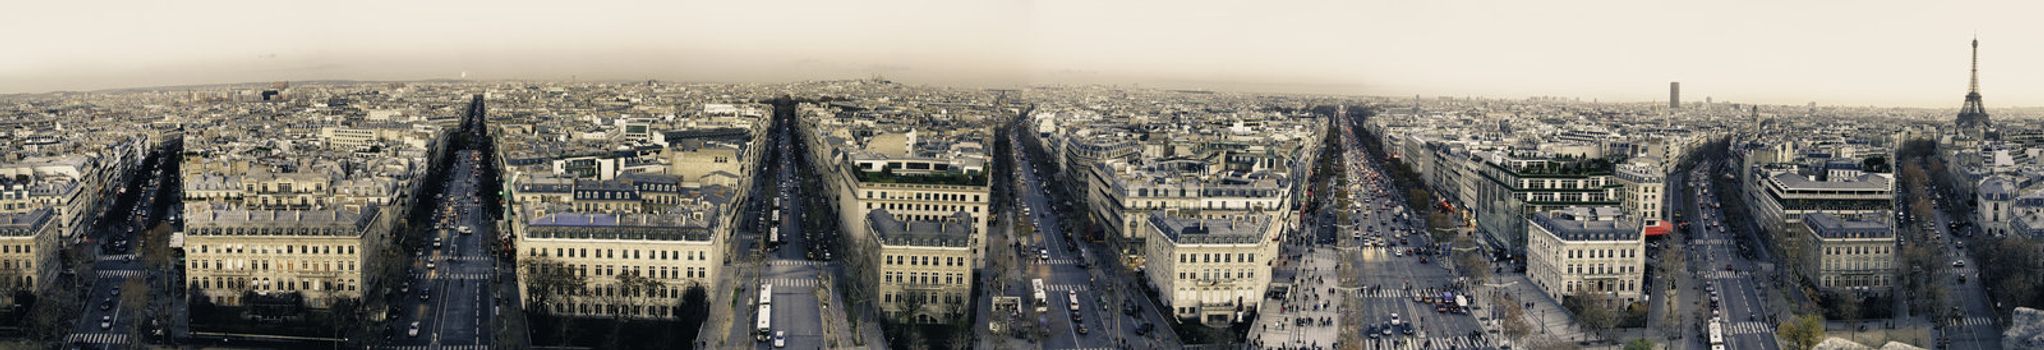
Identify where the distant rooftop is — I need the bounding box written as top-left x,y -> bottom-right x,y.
1529,206 -> 1640,241
1802,212 -> 1893,239
866,209 -> 972,247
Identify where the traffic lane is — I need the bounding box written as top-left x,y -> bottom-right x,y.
764,264 -> 825,350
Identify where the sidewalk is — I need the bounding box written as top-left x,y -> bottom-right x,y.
1491,272 -> 1598,344
1250,248 -> 1343,349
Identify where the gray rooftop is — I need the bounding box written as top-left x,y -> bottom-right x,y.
1529,206 -> 1641,241
1801,212 -> 1894,239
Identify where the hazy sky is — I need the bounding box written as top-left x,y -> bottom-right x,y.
5,0 -> 2040,107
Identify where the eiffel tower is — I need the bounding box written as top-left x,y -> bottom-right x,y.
1956,37 -> 1991,136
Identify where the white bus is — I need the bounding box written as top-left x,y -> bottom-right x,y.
756,283 -> 774,341
1031,279 -> 1049,313
755,304 -> 773,341
769,226 -> 781,245
1707,320 -> 1725,348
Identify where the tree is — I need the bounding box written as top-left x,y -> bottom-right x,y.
521,256 -> 585,344
1624,338 -> 1656,350
601,270 -> 663,349
522,256 -> 586,310
1495,293 -> 1532,339
1564,290 -> 1618,335
1776,313 -> 1825,350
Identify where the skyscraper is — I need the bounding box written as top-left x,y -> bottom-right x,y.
1956,37 -> 1991,134
1669,82 -> 1681,110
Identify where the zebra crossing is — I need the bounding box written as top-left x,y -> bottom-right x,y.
65,332 -> 127,344
1057,347 -> 1111,350
768,260 -> 821,267
444,255 -> 493,263
1701,270 -> 1748,279
1725,321 -> 1774,335
1356,289 -> 1411,299
381,345 -> 491,350
763,277 -> 820,288
1354,335 -> 1493,350
1952,316 -> 1995,328
413,272 -> 491,280
97,254 -> 135,261
1044,258 -> 1082,265
97,270 -> 144,278
1044,283 -> 1090,292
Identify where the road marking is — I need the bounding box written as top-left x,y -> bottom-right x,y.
97,270 -> 144,278
1044,284 -> 1090,292
763,277 -> 820,288
96,254 -> 136,261
65,333 -> 128,344
413,272 -> 490,280
768,260 -> 821,267
1726,321 -> 1774,335
1953,316 -> 1994,328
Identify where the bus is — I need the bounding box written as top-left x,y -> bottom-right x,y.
1031,279 -> 1049,313
1707,320 -> 1725,349
769,226 -> 781,245
756,283 -> 774,341
755,304 -> 773,341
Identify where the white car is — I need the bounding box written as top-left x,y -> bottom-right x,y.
409,321 -> 421,337
100,316 -> 111,330
772,331 -> 787,348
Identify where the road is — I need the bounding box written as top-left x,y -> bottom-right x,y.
747,114 -> 831,350
67,143 -> 179,348
1682,161 -> 1778,350
1925,203 -> 2001,350
387,150 -> 499,349
1004,118 -> 1174,350
1328,108 -> 1494,350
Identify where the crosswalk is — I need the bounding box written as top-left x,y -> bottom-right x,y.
413,272 -> 491,280
1725,321 -> 1774,335
1044,283 -> 1090,292
98,270 -> 144,278
444,255 -> 493,263
1355,289 -> 1412,299
1952,316 -> 1995,328
1700,270 -> 1748,279
763,277 -> 820,288
1057,348 -> 1111,350
97,254 -> 135,261
768,260 -> 821,267
381,345 -> 491,350
65,332 -> 127,344
1044,258 -> 1082,265
1354,335 -> 1494,350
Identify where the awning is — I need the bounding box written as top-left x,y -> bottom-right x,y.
1643,220 -> 1673,237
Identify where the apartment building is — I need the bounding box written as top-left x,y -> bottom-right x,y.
1526,206 -> 1645,305
1141,212 -> 1277,325
1799,213 -> 1896,295
852,210 -> 975,323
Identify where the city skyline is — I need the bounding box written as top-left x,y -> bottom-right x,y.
6,0 -> 2044,108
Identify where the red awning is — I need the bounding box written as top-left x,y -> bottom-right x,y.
1643,221 -> 1673,237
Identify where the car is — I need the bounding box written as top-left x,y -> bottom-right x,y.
408,322 -> 421,337
772,331 -> 787,348
100,316 -> 112,329
427,261 -> 437,270
420,289 -> 431,301
100,300 -> 112,311
1075,323 -> 1089,335
1953,261 -> 1967,268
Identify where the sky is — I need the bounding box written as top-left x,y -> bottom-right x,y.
3,0 -> 2041,107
